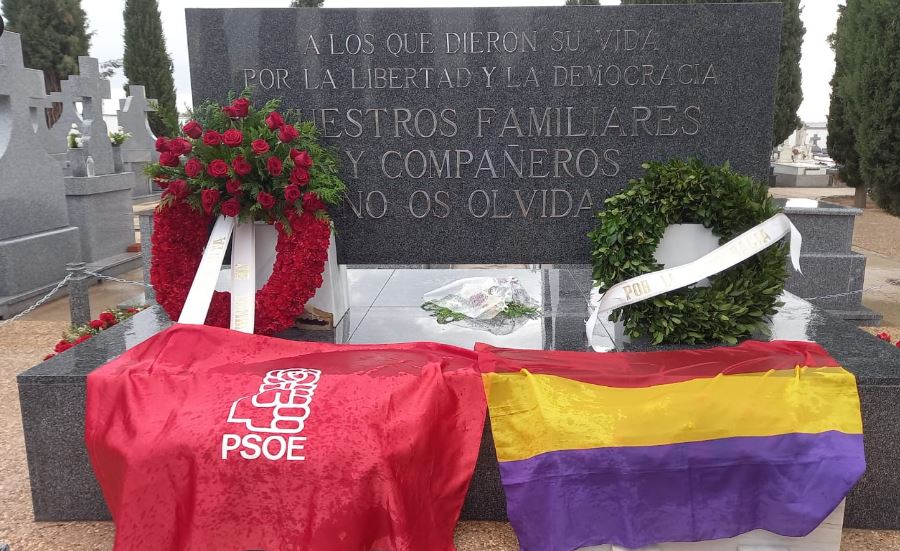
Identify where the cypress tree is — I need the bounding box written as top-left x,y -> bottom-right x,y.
620,0 -> 804,147
290,0 -> 324,6
839,0 -> 900,215
1,0 -> 90,125
122,0 -> 177,136
826,4 -> 864,207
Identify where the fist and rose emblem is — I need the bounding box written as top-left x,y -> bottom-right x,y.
221,368 -> 321,462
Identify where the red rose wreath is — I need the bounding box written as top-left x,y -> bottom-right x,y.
148,93 -> 345,334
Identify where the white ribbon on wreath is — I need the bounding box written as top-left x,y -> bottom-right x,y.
586,212 -> 803,352
179,216 -> 257,334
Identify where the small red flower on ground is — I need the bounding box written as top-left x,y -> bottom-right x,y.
90,319 -> 106,330
99,312 -> 118,326
75,334 -> 92,344
876,332 -> 892,342
54,340 -> 73,353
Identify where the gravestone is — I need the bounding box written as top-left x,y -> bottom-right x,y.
67,57 -> 115,176
44,80 -> 84,166
116,85 -> 160,198
116,85 -> 158,164
59,58 -> 140,267
0,32 -> 82,316
187,4 -> 783,264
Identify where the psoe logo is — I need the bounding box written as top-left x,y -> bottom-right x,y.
221,368 -> 321,461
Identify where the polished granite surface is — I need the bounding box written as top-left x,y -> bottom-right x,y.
19,268 -> 900,385
16,268 -> 900,528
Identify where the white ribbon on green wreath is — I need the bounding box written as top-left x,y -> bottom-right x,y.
586,213 -> 803,352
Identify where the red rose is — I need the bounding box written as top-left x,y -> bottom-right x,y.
90,319 -> 106,330
290,165 -> 310,186
877,332 -> 892,342
278,124 -> 299,143
257,191 -> 275,209
232,156 -> 252,177
184,157 -> 204,178
231,97 -> 250,118
183,119 -> 203,139
266,111 -> 284,130
267,156 -> 283,176
166,179 -> 187,199
222,106 -> 236,117
126,307 -> 139,314
251,139 -> 270,155
159,151 -> 180,168
303,191 -> 325,213
292,149 -> 313,168
75,334 -> 93,344
155,137 -> 170,152
201,188 -> 221,214
99,312 -> 118,326
54,340 -> 73,353
225,178 -> 242,194
173,137 -> 193,155
284,184 -> 302,203
203,131 -> 222,146
153,177 -> 170,189
207,159 -> 229,178
222,128 -> 244,147
221,197 -> 241,217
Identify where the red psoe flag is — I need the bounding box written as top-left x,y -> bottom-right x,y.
86,325 -> 486,551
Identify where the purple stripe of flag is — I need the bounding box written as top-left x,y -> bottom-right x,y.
499,432 -> 865,551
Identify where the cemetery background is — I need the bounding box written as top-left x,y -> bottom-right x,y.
2,1 -> 900,550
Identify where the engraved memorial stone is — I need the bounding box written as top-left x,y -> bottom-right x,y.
187,5 -> 783,264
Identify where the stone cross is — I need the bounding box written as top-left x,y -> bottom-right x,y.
0,31 -> 74,247
117,84 -> 159,163
43,81 -> 83,156
810,133 -> 821,147
67,56 -> 115,175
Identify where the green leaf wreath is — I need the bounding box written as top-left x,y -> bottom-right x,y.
588,159 -> 788,345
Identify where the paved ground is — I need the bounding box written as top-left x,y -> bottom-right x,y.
2,189 -> 900,549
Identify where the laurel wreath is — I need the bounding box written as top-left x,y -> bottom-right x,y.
588,159 -> 788,345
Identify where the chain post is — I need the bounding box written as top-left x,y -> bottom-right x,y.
66,262 -> 92,326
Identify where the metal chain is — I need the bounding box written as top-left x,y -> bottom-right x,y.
83,269 -> 152,288
0,273 -> 73,327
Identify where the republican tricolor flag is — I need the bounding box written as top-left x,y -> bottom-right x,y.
478,340 -> 865,551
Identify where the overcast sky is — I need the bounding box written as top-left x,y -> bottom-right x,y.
80,0 -> 839,123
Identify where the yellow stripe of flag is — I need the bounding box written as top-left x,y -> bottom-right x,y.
484,366 -> 863,463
